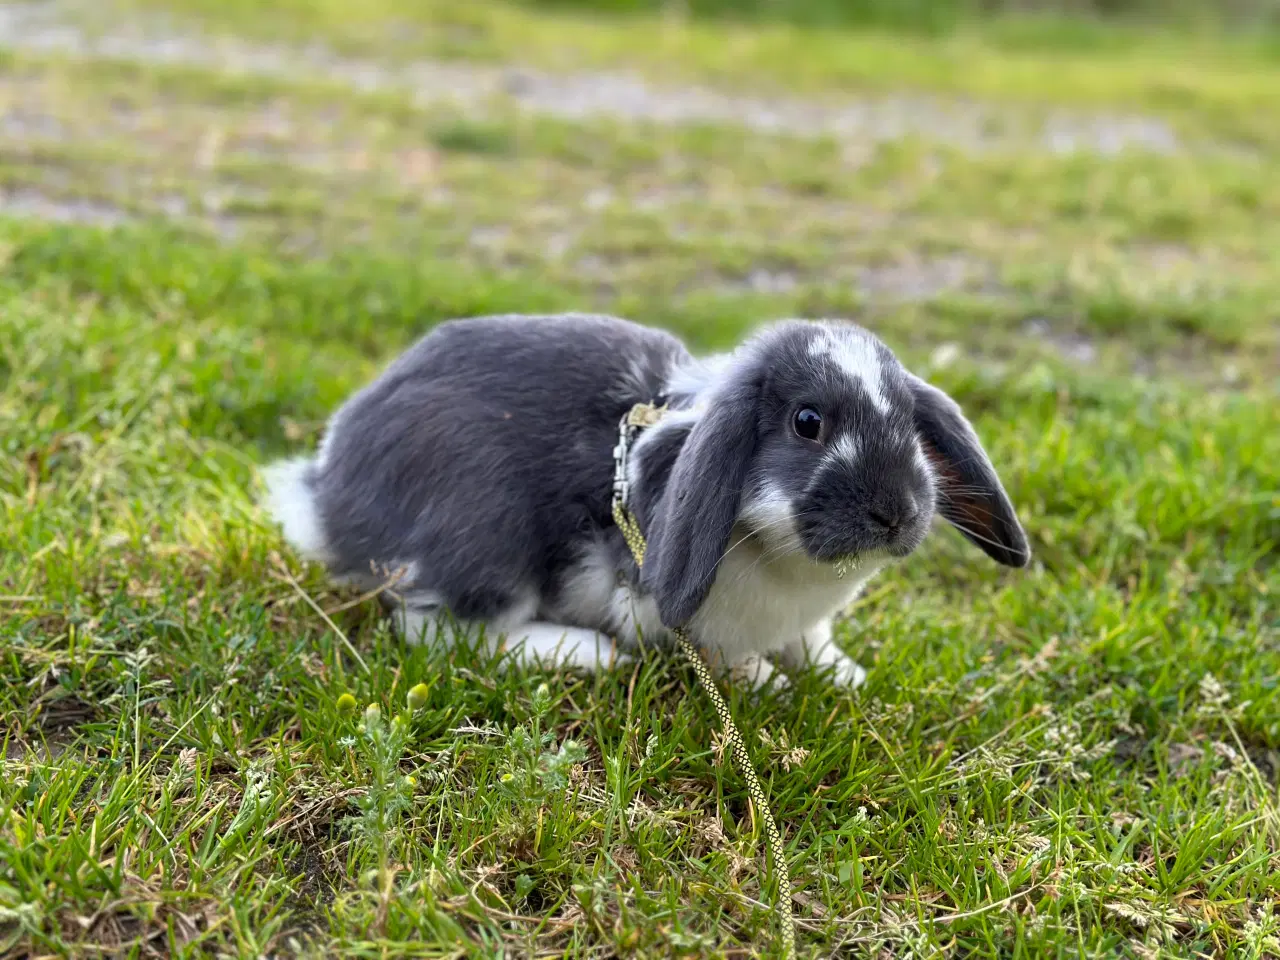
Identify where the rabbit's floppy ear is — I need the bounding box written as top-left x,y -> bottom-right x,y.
641,375 -> 759,628
907,372 -> 1030,567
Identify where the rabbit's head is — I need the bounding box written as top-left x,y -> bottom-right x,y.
634,320 -> 1029,628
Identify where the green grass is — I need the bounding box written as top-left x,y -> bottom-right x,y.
3,1 -> 1280,957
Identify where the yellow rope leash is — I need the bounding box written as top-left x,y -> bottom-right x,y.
612,404 -> 796,958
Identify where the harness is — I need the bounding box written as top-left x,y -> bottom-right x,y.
611,402 -> 797,958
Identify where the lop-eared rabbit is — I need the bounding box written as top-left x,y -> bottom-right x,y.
264,314 -> 1028,688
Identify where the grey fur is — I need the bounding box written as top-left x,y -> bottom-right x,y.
300,313 -> 683,617
263,313 -> 1028,678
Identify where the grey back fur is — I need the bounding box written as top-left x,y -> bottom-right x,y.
309,313 -> 687,620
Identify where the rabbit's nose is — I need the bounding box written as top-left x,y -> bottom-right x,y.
869,494 -> 919,532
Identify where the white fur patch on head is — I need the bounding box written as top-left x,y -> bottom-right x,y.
809,328 -> 889,414
825,434 -> 861,468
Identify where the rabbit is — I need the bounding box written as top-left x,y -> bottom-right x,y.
262,312 -> 1029,689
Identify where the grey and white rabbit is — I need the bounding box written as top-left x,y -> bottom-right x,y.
263,313 -> 1029,688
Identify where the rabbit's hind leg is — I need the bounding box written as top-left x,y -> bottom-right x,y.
392,592 -> 627,673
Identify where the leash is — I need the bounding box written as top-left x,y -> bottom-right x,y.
611,402 -> 797,957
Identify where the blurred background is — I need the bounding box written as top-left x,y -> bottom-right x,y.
529,0 -> 1280,31
3,1 -> 1278,956
1,0 -> 1278,394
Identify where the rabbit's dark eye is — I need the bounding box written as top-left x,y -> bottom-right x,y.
794,407 -> 823,442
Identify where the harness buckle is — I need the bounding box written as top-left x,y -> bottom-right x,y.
613,402 -> 664,512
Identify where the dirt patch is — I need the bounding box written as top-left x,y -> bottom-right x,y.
0,186 -> 129,226
1023,316 -> 1099,364
858,255 -> 989,302
0,106 -> 66,141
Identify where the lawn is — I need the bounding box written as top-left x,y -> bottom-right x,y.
2,0 -> 1278,956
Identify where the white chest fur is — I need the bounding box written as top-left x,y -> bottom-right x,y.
552,527 -> 879,663
689,524 -> 883,663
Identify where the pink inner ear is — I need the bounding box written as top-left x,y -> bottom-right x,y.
921,440 -> 996,533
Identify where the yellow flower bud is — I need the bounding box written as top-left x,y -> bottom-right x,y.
407,683 -> 429,711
